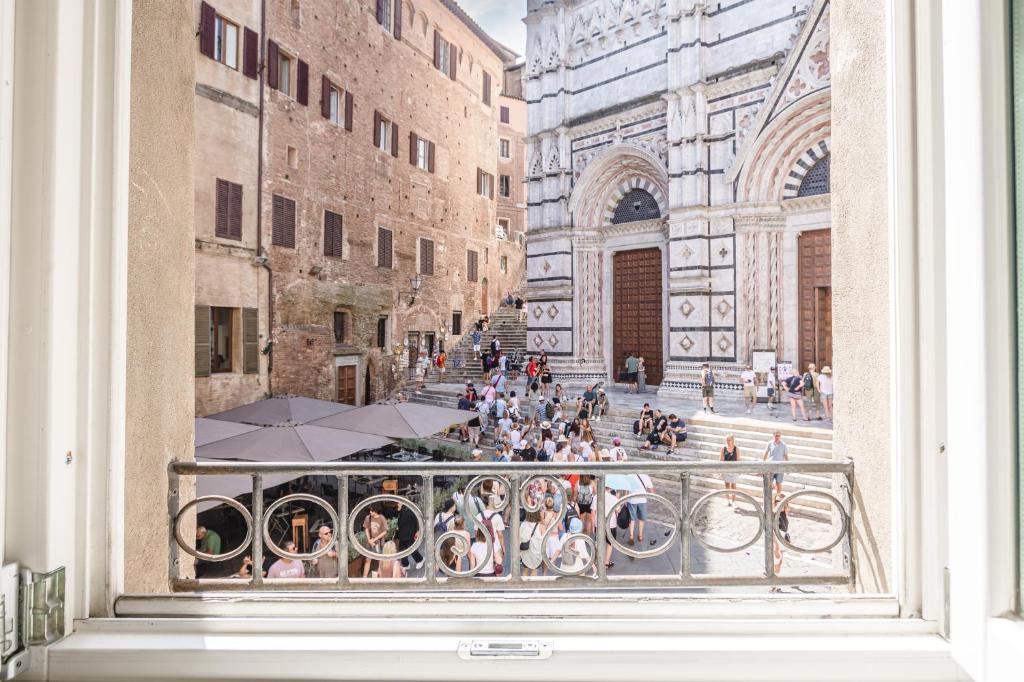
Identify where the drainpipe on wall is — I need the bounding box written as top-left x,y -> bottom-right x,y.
256,0 -> 273,394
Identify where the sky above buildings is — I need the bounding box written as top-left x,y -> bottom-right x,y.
460,0 -> 527,57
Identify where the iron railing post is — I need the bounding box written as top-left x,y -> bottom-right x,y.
251,473 -> 264,588
509,473 -> 522,581
596,474 -> 607,580
423,475 -> 436,584
167,467 -> 182,587
762,472 -> 774,582
336,475 -> 348,587
680,473 -> 691,582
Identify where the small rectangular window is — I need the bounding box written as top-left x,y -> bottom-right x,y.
438,38 -> 451,77
214,15 -> 239,69
330,86 -> 341,125
211,307 -> 234,373
377,316 -> 388,349
333,311 -> 349,345
452,311 -> 462,336
419,238 -> 435,275
378,115 -> 391,152
496,218 -> 509,240
278,51 -> 292,95
324,210 -> 343,258
381,0 -> 393,32
467,250 -> 478,282
500,105 -> 510,124
500,138 -> 510,159
378,227 -> 393,268
215,178 -> 243,240
272,194 -> 296,248
477,169 -> 494,198
482,71 -> 492,106
499,174 -> 511,198
500,255 -> 508,274
416,137 -> 430,170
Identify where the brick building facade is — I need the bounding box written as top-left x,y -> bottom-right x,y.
496,63 -> 528,274
192,0 -> 527,411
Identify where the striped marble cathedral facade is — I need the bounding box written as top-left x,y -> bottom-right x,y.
524,0 -> 832,395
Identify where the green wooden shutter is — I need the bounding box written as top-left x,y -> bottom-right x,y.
195,305 -> 211,377
242,307 -> 259,374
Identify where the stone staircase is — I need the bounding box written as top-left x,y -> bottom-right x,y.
407,385 -> 841,518
432,306 -> 528,386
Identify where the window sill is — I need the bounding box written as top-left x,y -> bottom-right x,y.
48,612 -> 964,682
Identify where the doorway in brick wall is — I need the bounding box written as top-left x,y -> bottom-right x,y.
336,364 -> 356,404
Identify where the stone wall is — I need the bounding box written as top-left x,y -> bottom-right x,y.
262,0 -> 525,402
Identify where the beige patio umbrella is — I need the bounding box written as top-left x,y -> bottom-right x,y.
309,401 -> 478,439
206,395 -> 357,427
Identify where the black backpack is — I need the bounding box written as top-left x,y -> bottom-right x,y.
433,512 -> 454,536
633,419 -> 641,435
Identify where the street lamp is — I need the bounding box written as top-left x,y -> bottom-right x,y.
400,275 -> 422,305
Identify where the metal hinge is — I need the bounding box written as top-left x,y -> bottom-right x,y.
1,564 -> 66,681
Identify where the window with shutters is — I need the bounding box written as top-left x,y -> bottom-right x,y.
380,0 -> 393,32
500,105 -> 510,124
467,249 -> 479,282
328,84 -> 342,126
419,238 -> 435,276
499,138 -> 510,159
277,49 -> 293,95
477,169 -> 494,198
215,179 -> 242,240
333,310 -> 350,345
195,305 -> 212,378
377,316 -> 389,349
452,311 -> 462,336
482,71 -> 491,106
211,307 -> 234,373
499,174 -> 511,198
214,14 -> 239,69
324,210 -> 343,258
377,114 -> 391,152
377,227 -> 393,268
272,194 -> 296,248
497,218 -> 509,240
415,137 -> 431,171
242,308 -> 259,374
437,37 -> 451,78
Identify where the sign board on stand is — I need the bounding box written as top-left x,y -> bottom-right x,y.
752,350 -> 776,374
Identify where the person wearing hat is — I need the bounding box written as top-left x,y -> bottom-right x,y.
818,366 -> 834,420
802,363 -> 822,420
610,437 -> 627,461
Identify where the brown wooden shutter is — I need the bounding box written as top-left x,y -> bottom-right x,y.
195,305 -> 212,377
393,0 -> 402,39
285,197 -> 295,247
433,32 -> 441,69
488,172 -> 494,199
272,194 -> 296,247
376,0 -> 385,25
373,111 -> 381,147
428,141 -> 435,173
409,132 -> 417,165
321,75 -> 331,118
449,45 -> 457,81
344,91 -> 354,131
467,250 -> 478,282
228,181 -> 242,239
324,210 -> 343,257
482,72 -> 491,106
500,106 -> 509,124
215,179 -> 229,237
243,27 -> 259,78
267,40 -> 279,90
391,122 -> 399,158
378,228 -> 393,268
297,59 -> 309,105
242,307 -> 259,374
420,239 -> 434,275
199,2 -> 216,58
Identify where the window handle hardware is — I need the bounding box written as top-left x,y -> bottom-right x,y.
458,640 -> 552,660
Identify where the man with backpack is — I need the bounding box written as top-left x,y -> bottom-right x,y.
700,363 -> 717,413
471,328 -> 482,358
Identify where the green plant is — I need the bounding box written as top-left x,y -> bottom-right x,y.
347,516 -> 399,563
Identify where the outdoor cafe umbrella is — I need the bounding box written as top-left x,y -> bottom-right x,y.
309,401 -> 478,439
195,417 -> 260,447
196,423 -> 392,462
206,395 -> 356,427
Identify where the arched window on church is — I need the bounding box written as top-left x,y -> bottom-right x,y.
797,155 -> 830,197
611,188 -> 661,224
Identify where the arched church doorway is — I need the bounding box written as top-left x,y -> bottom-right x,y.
796,156 -> 832,370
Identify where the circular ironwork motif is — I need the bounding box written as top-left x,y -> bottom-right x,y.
435,527 -> 493,578
262,493 -> 340,561
174,495 -> 253,563
688,489 -> 765,553
605,492 -> 680,560
347,494 -> 423,562
465,475 -> 511,512
773,490 -> 849,553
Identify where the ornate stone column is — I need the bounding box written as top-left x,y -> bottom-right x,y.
571,232 -> 607,380
735,214 -> 786,365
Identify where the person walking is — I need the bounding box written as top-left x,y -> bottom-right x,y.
818,366 -> 834,420
396,502 -> 424,572
803,363 -> 822,420
471,328 -> 482,358
700,363 -> 717,413
762,431 -> 789,497
436,348 -> 447,381
627,473 -> 654,547
741,364 -> 757,414
637,356 -> 647,393
720,435 -> 740,507
415,350 -> 430,394
766,367 -> 778,411
784,371 -> 808,421
624,352 -> 639,393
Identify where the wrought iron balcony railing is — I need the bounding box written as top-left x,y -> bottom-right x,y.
169,460 -> 854,592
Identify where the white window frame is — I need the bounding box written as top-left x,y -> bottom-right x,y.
213,14 -> 239,70
377,115 -> 391,153
499,138 -> 511,159
416,137 -> 429,170
499,174 -> 510,198
381,0 -> 393,33
329,84 -> 342,126
277,49 -> 293,97
438,37 -> 451,78
19,1 -> 1024,680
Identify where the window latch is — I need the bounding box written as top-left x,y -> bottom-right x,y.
458,639 -> 552,660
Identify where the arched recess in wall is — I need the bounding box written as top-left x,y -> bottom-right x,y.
568,144 -> 669,227
734,89 -> 830,204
